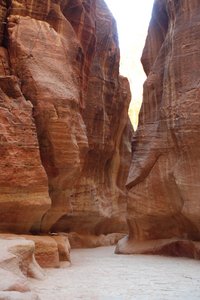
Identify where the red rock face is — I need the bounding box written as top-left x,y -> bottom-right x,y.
0,53 -> 50,233
117,0 -> 200,258
0,0 -> 132,235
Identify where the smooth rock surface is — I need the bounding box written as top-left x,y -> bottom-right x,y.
0,238 -> 43,299
0,238 -> 44,279
0,269 -> 29,293
118,0 -> 200,258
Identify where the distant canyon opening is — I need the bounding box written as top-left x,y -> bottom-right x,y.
104,0 -> 154,129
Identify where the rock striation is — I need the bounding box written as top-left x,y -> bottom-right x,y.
116,0 -> 200,259
0,234 -> 71,267
0,0 -> 132,237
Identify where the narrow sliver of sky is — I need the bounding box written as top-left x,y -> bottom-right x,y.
104,0 -> 154,128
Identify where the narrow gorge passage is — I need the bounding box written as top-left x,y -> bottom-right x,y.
1,0 -> 200,299
30,246 -> 200,300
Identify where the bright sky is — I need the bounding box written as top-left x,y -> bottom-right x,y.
104,0 -> 154,128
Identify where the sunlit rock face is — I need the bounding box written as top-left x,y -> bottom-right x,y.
0,54 -> 51,233
0,0 -> 132,235
116,0 -> 200,259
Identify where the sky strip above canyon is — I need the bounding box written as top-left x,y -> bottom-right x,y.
104,0 -> 154,128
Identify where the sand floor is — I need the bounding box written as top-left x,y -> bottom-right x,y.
30,246 -> 200,300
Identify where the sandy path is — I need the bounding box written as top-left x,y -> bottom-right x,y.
30,246 -> 200,299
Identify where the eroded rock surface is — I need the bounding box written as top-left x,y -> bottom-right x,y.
0,60 -> 51,234
0,0 -> 132,236
68,232 -> 126,249
117,0 -> 200,259
0,238 -> 43,299
0,234 -> 71,268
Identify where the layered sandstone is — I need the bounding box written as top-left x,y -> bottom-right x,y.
0,62 -> 51,234
0,0 -> 131,237
117,0 -> 200,259
0,234 -> 71,267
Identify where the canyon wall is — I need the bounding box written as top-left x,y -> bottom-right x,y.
0,0 -> 132,235
116,0 -> 200,258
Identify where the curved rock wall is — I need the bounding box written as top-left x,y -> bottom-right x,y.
0,0 -> 132,235
117,0 -> 200,259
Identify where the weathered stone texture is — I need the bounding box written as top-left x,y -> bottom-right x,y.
0,0 -> 132,236
117,0 -> 200,259
0,234 -> 71,267
0,60 -> 50,234
0,237 -> 44,298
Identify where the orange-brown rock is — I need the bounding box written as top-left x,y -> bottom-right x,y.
0,0 -> 131,236
0,72 -> 50,233
68,232 -> 126,249
117,0 -> 200,259
27,235 -> 71,267
116,237 -> 200,259
23,236 -> 60,268
51,235 -> 71,262
0,234 -> 71,267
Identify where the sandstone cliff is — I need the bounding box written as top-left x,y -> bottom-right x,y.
116,0 -> 200,259
0,0 -> 132,236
